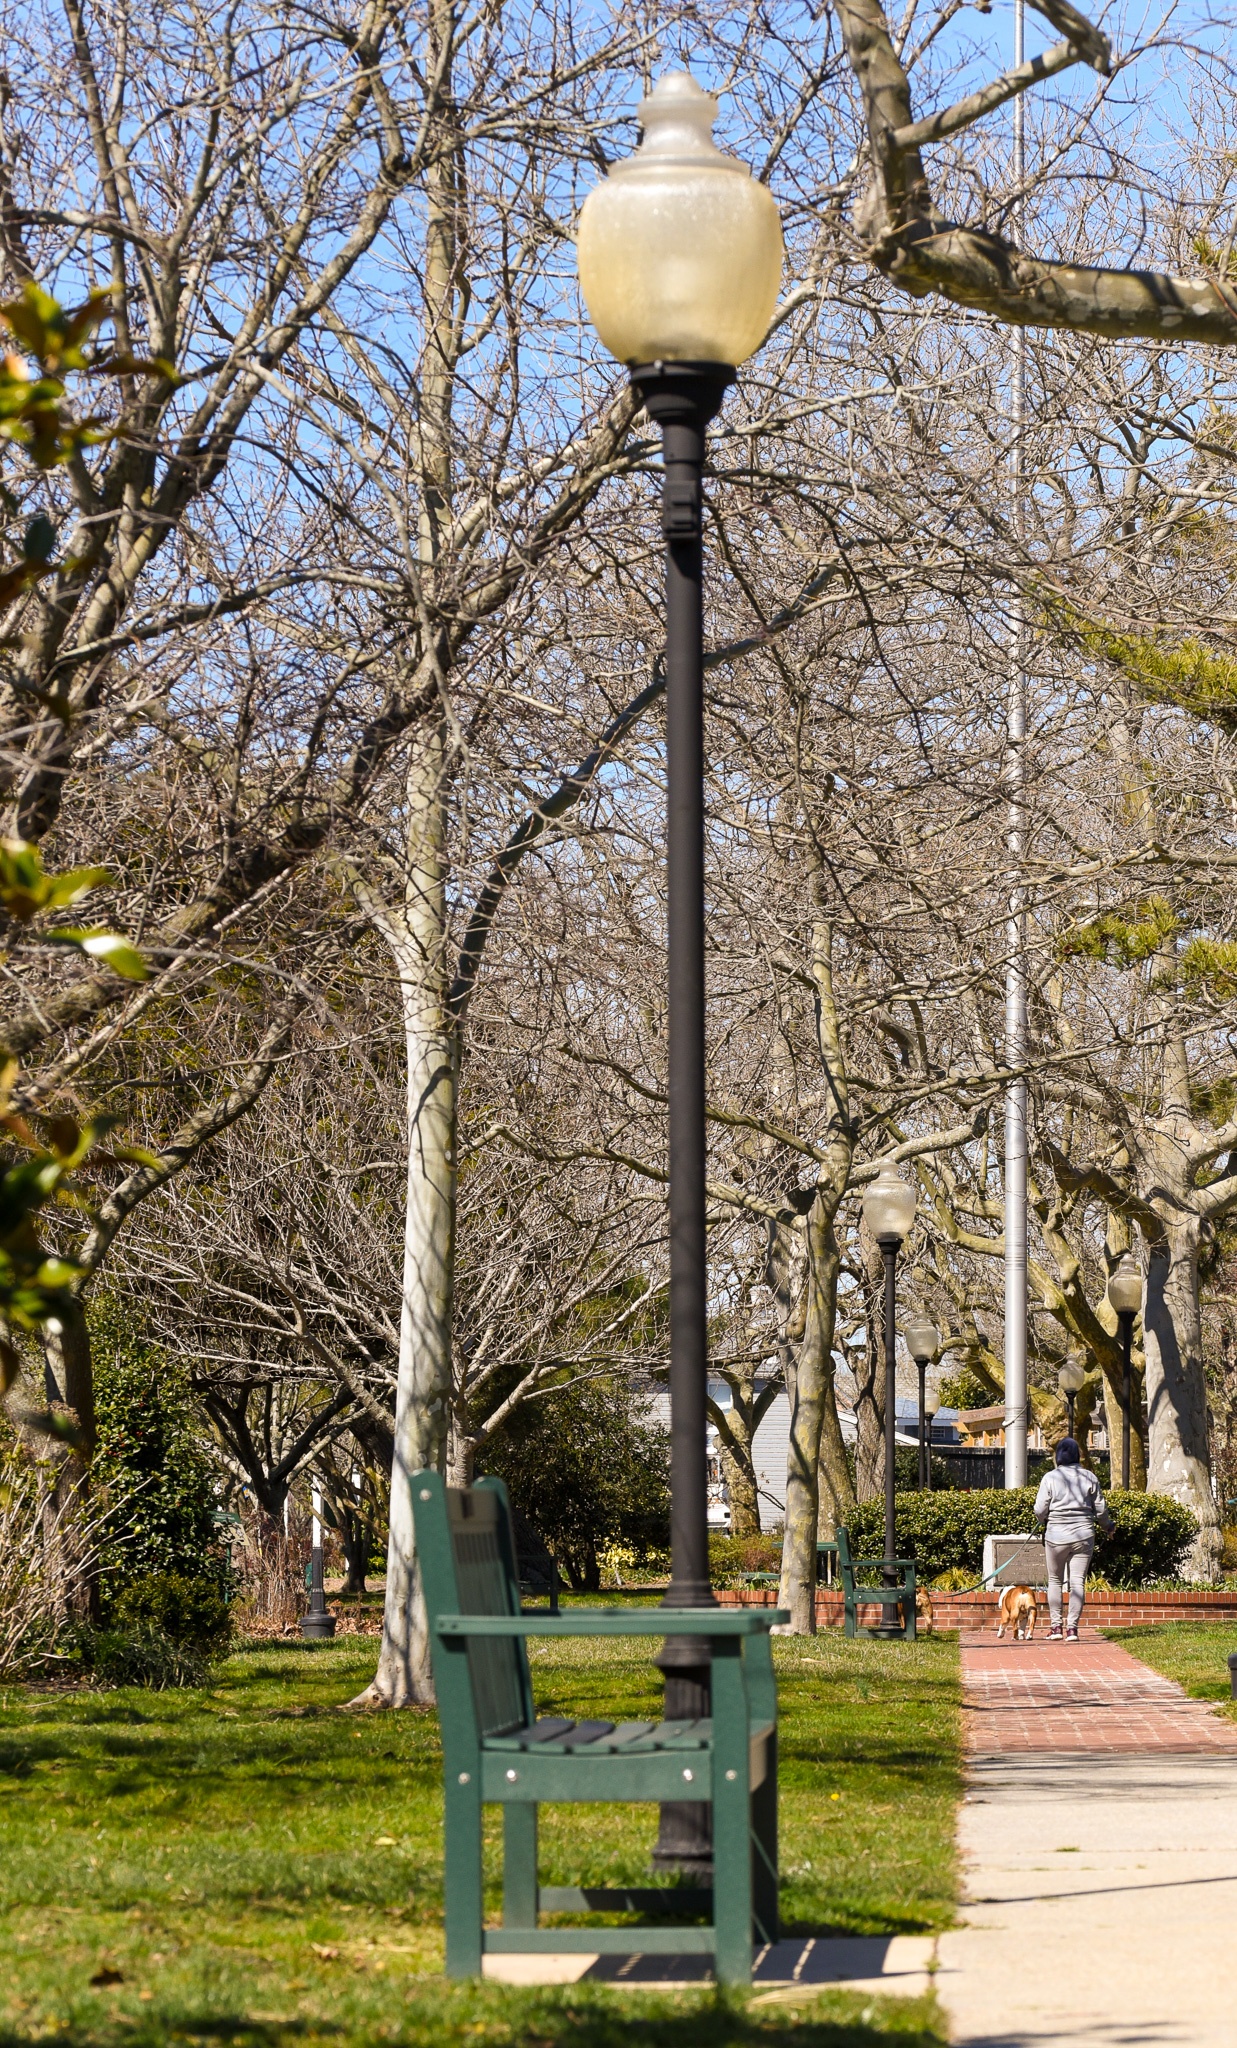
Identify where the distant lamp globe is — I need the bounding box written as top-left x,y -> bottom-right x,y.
904,1312 -> 939,1364
577,72 -> 784,369
1058,1358 -> 1086,1397
923,1384 -> 942,1420
861,1162 -> 918,1247
904,1310 -> 939,1495
1107,1255 -> 1142,1318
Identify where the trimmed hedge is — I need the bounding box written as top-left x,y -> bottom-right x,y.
844,1488 -> 1198,1588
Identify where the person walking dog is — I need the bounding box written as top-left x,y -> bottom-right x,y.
1034,1437 -> 1115,1642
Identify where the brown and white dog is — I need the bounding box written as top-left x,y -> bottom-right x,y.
915,1585 -> 935,1635
996,1585 -> 1038,1640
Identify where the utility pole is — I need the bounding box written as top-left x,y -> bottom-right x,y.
1004,0 -> 1029,1492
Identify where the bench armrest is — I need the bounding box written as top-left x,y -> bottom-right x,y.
433,1607 -> 789,1638
852,1556 -> 916,1573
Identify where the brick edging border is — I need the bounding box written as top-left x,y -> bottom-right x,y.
716,1586 -> 1237,1628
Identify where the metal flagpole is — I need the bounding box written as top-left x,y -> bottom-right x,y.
1004,0 -> 1029,1491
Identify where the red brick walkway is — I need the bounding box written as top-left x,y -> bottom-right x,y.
961,1626 -> 1237,1753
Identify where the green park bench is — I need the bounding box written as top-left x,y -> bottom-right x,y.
412,1470 -> 787,1984
833,1524 -> 917,1639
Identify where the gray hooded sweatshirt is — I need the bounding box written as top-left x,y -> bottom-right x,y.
1033,1465 -> 1113,1544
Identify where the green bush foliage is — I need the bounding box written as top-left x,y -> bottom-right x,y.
90,1299 -> 231,1618
111,1570 -> 231,1648
480,1376 -> 670,1591
843,1488 -> 1198,1587
708,1531 -> 782,1580
77,1622 -> 214,1690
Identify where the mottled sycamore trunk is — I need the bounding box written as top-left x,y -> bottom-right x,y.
355,0 -> 462,1707
818,1358 -> 856,1543
778,1196 -> 839,1632
355,718 -> 457,1709
1144,1219 -> 1222,1577
776,901 -> 856,1630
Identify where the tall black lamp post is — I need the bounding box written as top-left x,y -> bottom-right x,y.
861,1164 -> 917,1632
905,1312 -> 939,1492
922,1383 -> 940,1492
1107,1254 -> 1142,1489
577,71 -> 783,1873
1058,1357 -> 1084,1441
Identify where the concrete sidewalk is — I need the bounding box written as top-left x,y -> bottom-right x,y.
937,1630 -> 1237,2045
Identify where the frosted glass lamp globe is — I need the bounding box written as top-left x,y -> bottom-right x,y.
576,71 -> 784,368
905,1312 -> 939,1364
1107,1255 -> 1142,1317
861,1163 -> 917,1247
1058,1358 -> 1086,1396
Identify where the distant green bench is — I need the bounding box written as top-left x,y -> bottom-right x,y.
413,1470 -> 787,1984
833,1524 -> 917,1639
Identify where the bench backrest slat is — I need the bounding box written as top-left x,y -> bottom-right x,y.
414,1471 -> 535,1743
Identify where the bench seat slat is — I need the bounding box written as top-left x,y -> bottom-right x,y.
483,1717 -> 713,1756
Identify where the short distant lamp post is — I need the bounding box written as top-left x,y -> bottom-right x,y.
1058,1358 -> 1085,1442
905,1312 -> 940,1492
861,1164 -> 918,1630
302,1482 -> 336,1640
576,70 -> 783,1873
1107,1254 -> 1142,1488
922,1383 -> 941,1492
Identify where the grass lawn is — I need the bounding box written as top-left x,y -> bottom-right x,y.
1106,1621 -> 1237,1711
0,1629 -> 959,2048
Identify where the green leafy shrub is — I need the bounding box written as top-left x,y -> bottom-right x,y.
844,1488 -> 1197,1587
111,1571 -> 231,1648
708,1531 -> 782,1584
480,1377 -> 670,1591
90,1299 -> 231,1616
78,1623 -> 213,1690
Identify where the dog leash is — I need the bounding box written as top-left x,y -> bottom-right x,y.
926,1547 -> 1043,1601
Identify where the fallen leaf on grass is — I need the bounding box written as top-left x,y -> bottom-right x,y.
310,1945 -> 339,1962
138,1990 -> 153,2002
89,1967 -> 124,1988
373,1836 -> 397,1846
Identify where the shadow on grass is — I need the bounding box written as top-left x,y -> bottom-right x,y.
0,1989 -> 946,2048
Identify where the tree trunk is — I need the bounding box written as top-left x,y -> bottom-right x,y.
43,1299 -> 96,1461
338,1508 -> 369,1598
710,1367 -> 764,1536
1143,1219 -> 1222,1578
721,1442 -> 761,1536
777,1197 -> 839,1632
817,1362 -> 856,1542
353,0 -> 461,1707
353,719 -> 457,1709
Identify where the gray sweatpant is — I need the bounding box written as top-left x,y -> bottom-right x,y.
1045,1535 -> 1094,1628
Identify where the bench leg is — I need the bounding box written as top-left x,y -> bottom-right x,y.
751,1732 -> 779,1946
503,1802 -> 538,1928
443,1776 -> 483,1978
711,1643 -> 753,1986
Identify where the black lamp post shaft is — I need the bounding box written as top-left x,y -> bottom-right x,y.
916,1359 -> 927,1491
1119,1310 -> 1133,1488
1066,1392 -> 1076,1438
633,361 -> 732,1875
